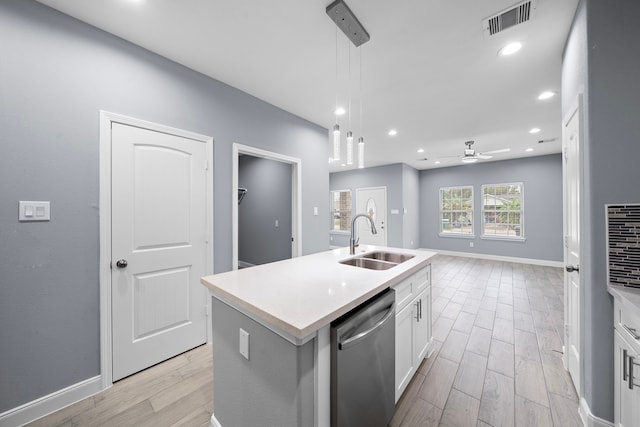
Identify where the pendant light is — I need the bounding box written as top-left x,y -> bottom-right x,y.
358,46 -> 365,169
332,25 -> 341,161
326,0 -> 369,167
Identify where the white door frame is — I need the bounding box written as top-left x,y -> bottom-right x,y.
561,94 -> 583,397
232,143 -> 302,270
99,111 -> 214,389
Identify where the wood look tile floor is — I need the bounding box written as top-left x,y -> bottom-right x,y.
27,255 -> 581,427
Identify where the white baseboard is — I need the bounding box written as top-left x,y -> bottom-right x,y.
420,248 -> 564,268
0,375 -> 103,427
579,397 -> 614,427
210,413 -> 222,427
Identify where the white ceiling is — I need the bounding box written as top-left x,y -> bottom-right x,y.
36,0 -> 578,172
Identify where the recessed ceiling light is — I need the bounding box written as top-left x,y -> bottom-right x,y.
499,42 -> 522,56
529,127 -> 541,134
417,148 -> 424,153
388,129 -> 397,136
526,148 -> 534,152
538,91 -> 555,100
341,163 -> 346,167
435,161 -> 441,164
334,107 -> 346,116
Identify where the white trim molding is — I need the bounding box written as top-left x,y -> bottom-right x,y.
579,397 -> 614,427
210,413 -> 223,427
232,143 -> 302,270
420,248 -> 564,268
0,376 -> 102,427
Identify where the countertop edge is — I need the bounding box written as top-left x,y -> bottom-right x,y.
201,248 -> 436,342
608,284 -> 640,312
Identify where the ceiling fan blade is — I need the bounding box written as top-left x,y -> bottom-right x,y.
476,154 -> 493,160
482,148 -> 511,155
437,154 -> 462,159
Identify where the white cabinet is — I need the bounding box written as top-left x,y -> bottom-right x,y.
613,298 -> 640,427
393,265 -> 432,402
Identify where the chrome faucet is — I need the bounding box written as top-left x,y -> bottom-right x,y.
350,213 -> 377,255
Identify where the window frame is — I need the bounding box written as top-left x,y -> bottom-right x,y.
330,189 -> 352,233
480,182 -> 525,241
439,185 -> 475,237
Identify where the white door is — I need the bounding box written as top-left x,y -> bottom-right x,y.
562,96 -> 582,394
111,122 -> 208,381
356,187 -> 387,246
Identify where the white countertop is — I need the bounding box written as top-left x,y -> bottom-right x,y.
609,284 -> 640,313
201,246 -> 436,342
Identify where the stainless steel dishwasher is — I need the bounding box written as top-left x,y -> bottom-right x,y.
330,287 -> 395,427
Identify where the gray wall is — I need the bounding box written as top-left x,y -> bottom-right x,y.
419,155 -> 563,262
0,0 -> 328,412
329,164 -> 406,249
402,164 -> 420,249
211,297 -> 314,426
238,156 -> 292,265
562,0 -> 640,420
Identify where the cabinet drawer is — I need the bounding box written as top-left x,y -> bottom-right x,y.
394,276 -> 413,311
414,265 -> 431,293
616,300 -> 640,353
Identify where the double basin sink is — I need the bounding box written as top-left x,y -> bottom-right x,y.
339,251 -> 415,270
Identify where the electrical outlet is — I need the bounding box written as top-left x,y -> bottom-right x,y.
469,241 -> 474,248
239,328 -> 249,360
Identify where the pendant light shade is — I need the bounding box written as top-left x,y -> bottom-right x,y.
358,137 -> 365,168
332,124 -> 341,160
346,132 -> 353,165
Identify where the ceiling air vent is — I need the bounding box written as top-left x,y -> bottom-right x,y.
483,0 -> 537,37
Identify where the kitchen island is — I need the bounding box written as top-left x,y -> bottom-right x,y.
201,245 -> 436,427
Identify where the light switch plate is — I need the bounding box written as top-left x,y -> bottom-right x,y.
19,201 -> 50,221
239,328 -> 250,360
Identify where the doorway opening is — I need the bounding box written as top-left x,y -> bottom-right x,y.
232,143 -> 301,270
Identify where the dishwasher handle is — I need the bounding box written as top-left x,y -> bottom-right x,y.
339,302 -> 395,350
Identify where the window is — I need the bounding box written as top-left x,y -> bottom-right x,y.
331,190 -> 352,231
439,186 -> 474,235
482,183 -> 524,238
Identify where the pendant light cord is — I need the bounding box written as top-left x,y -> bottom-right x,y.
359,46 -> 363,136
348,44 -> 351,129
335,24 -> 338,114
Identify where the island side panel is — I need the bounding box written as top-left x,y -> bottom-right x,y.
211,296 -> 315,427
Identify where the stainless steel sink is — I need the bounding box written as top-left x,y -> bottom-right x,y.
360,251 -> 415,264
339,257 -> 397,270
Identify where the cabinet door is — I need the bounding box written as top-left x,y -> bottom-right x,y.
413,288 -> 431,363
614,330 -> 640,427
395,302 -> 415,402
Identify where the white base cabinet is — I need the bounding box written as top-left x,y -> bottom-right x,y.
614,297 -> 640,427
394,265 -> 432,402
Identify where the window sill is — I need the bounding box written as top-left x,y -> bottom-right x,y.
438,233 -> 475,239
481,235 -> 526,243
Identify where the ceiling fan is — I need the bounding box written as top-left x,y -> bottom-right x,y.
442,140 -> 511,164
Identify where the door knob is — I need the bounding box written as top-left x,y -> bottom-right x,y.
565,264 -> 579,273
116,259 -> 128,268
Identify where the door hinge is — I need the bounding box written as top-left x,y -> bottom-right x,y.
565,324 -> 570,338
204,160 -> 209,170
205,304 -> 210,317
